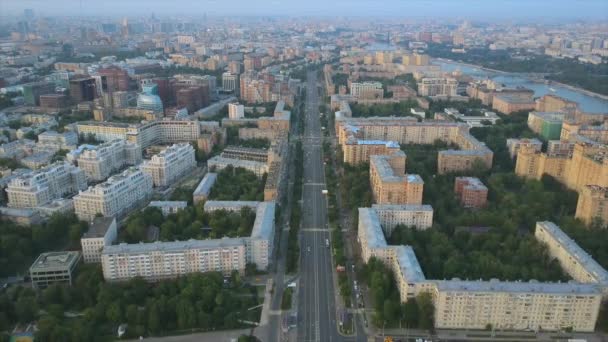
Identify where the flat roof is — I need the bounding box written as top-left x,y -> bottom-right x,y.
358,208 -> 388,249
83,217 -> 116,239
250,201 -> 275,240
394,245 -> 426,282
435,279 -> 601,295
30,251 -> 80,272
193,172 -> 217,197
103,238 -> 245,255
537,221 -> 608,284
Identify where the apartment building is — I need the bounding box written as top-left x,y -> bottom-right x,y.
141,143 -> 196,187
515,142 -> 608,194
492,93 -> 536,114
527,112 -> 565,140
76,119 -> 201,150
207,156 -> 268,178
575,185 -> 608,226
80,217 -> 117,263
342,139 -> 401,164
222,72 -> 238,92
535,94 -> 578,113
417,78 -> 458,97
506,138 -> 543,160
221,146 -> 268,163
102,239 -> 247,281
193,172 -> 217,204
101,201 -> 276,281
535,221 -> 608,285
73,167 -> 153,221
6,162 -> 87,208
350,82 -> 384,100
336,117 -> 493,173
68,140 -> 142,182
358,210 -> 605,332
148,201 -> 188,216
228,103 -> 245,119
370,152 -> 423,205
37,131 -> 78,151
433,280 -> 601,331
454,177 -> 488,209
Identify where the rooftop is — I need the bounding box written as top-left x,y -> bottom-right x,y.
83,217 -> 116,239
103,238 -> 245,255
394,245 -> 426,282
435,279 -> 601,295
537,221 -> 608,284
193,172 -> 217,197
30,251 -> 81,271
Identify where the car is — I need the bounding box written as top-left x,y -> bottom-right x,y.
307,246 -> 311,252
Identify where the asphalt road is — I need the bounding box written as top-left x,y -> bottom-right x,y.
296,70 -> 343,342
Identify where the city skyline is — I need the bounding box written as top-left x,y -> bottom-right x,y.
3,0 -> 608,19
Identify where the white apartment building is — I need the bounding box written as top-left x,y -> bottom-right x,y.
228,103 -> 245,119
6,162 -> 87,208
417,77 -> 458,97
203,200 -> 259,212
350,82 -> 383,99
506,138 -> 543,160
372,204 -> 434,235
81,217 -> 117,263
193,172 -> 217,204
102,239 -> 247,281
140,143 -> 196,187
148,201 -> 187,216
68,140 -> 142,182
222,72 -> 238,92
101,201 -> 276,281
73,167 -> 153,221
76,120 -> 201,150
37,131 -> 78,150
207,156 -> 268,178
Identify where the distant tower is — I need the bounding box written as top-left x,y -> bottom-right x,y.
121,17 -> 129,37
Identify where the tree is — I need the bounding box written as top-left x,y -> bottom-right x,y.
417,293 -> 435,330
15,296 -> 38,323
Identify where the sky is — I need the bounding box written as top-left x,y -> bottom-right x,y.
2,0 -> 607,19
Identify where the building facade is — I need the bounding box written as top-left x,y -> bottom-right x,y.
81,217 -> 117,263
454,177 -> 488,209
141,143 -> 196,187
370,153 -> 423,205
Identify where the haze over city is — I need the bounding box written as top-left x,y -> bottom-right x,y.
1,0 -> 607,19
0,1 -> 608,342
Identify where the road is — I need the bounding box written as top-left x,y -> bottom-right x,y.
297,70 -> 344,342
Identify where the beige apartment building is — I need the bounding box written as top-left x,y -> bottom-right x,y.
535,221 -> 608,285
68,140 -> 142,182
417,77 -> 458,97
492,93 -> 536,115
336,117 -> 493,173
73,167 -> 153,221
454,177 -> 488,209
575,185 -> 608,226
535,94 -> 578,113
102,239 -> 248,281
342,139 -> 401,164
350,82 -> 384,100
141,143 -> 196,187
6,162 -> 87,208
370,152 -> 423,205
506,138 -> 543,160
76,119 -> 201,150
515,142 -> 608,194
358,209 -> 606,332
81,217 -> 117,263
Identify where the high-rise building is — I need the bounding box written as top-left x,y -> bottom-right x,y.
575,185 -> 608,226
6,162 -> 87,208
350,82 -> 384,99
228,103 -> 245,119
417,78 -> 458,97
140,143 -> 196,187
69,76 -> 97,103
68,140 -> 142,182
97,67 -> 129,93
370,152 -> 424,205
22,82 -> 55,106
73,167 -> 153,221
222,72 -> 238,92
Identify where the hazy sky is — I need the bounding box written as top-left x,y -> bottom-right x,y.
3,0 -> 607,19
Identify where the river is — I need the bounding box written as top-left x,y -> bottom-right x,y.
433,59 -> 608,113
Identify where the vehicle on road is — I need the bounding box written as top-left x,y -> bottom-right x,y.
307,246 -> 311,252
325,239 -> 329,247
